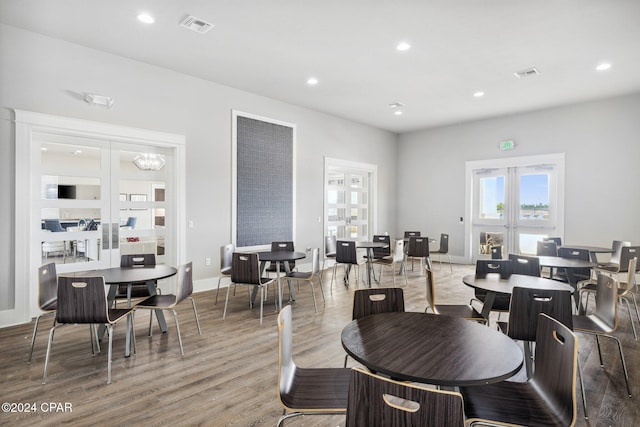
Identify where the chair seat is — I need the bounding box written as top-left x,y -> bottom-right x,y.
460,380 -> 570,426
572,314 -> 612,333
475,292 -> 510,311
280,367 -> 351,410
434,304 -> 485,321
596,262 -> 619,272
137,294 -> 177,309
41,299 -> 57,311
108,308 -> 134,323
115,283 -> 154,299
286,271 -> 312,280
326,252 -> 336,258
221,266 -> 232,275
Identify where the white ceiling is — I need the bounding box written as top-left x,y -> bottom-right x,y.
2,0 -> 640,133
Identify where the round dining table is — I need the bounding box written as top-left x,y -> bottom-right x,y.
256,250 -> 307,310
462,273 -> 575,319
341,311 -> 523,387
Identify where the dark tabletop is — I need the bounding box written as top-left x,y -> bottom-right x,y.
341,312 -> 523,386
535,256 -> 595,269
558,245 -> 613,253
64,265 -> 177,284
357,242 -> 389,249
256,251 -> 306,262
463,273 -> 575,295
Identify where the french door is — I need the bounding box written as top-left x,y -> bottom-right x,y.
7,110 -> 185,327
467,154 -> 565,260
324,158 -> 377,241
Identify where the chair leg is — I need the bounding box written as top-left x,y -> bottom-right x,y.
259,287 -> 264,325
609,334 -> 632,397
577,358 -> 588,419
330,264 -> 337,290
28,314 -> 43,363
106,324 -> 113,384
620,297 -> 637,340
189,297 -> 202,334
223,285 -> 232,320
42,324 -> 61,384
215,276 -> 223,305
171,309 -> 184,356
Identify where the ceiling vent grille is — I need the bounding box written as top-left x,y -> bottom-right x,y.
180,16 -> 215,34
514,67 -> 540,78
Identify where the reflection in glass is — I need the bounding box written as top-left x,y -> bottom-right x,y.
479,176 -> 505,219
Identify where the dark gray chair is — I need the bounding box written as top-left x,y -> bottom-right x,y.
223,253 -> 274,324
43,219 -> 66,232
460,314 -> 578,427
136,262 -> 201,354
470,260 -> 512,316
276,305 -> 350,427
555,246 -> 591,283
372,239 -> 407,286
286,248 -> 325,313
431,233 -> 453,273
42,276 -> 135,384
508,253 -> 541,277
346,367 -> 465,427
537,240 -> 558,278
406,236 -> 431,272
266,241 -> 296,275
114,254 -> 157,306
331,240 -> 361,288
214,243 -> 234,305
28,263 -> 58,363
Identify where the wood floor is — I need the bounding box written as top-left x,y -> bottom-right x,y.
1,263 -> 638,426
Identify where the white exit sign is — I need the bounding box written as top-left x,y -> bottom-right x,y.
499,140 -> 515,150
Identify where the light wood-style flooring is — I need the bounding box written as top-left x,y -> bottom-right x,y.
1,263 -> 638,426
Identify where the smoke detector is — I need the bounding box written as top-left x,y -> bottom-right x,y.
514,67 -> 540,78
180,15 -> 215,34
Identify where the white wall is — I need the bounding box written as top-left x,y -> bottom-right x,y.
397,93 -> 640,258
0,24 -> 398,310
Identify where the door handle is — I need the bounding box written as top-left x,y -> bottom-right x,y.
111,222 -> 119,249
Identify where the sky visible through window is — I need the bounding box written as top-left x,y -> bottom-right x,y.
493,174 -> 549,205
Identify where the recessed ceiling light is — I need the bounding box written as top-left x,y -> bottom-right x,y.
596,63 -> 611,71
396,42 -> 411,51
137,13 -> 155,24
393,110 -> 403,116
41,147 -> 48,151
388,102 -> 404,108
307,77 -> 319,85
72,150 -> 83,155
473,91 -> 485,98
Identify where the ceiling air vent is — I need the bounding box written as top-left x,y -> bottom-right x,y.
180,16 -> 215,34
514,67 -> 540,78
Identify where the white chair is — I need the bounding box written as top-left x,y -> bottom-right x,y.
372,239 -> 407,286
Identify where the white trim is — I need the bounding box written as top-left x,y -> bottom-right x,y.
464,153 -> 565,262
231,110 -> 297,251
9,109 -> 186,328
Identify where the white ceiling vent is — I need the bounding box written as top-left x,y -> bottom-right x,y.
180,16 -> 214,34
514,67 -> 540,78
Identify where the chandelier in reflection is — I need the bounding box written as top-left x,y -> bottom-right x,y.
133,153 -> 165,171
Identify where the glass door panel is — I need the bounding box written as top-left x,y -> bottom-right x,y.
326,168 -> 370,241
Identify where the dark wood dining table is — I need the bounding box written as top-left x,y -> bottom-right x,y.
341,311 -> 523,387
357,241 -> 389,288
462,273 -> 575,319
63,264 -> 177,355
256,250 -> 306,310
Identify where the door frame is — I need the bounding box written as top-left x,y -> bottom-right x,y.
10,109 -> 185,326
323,157 -> 378,242
464,153 -> 565,262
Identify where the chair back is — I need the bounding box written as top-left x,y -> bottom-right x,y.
407,236 -> 430,258
231,253 -> 261,285
425,268 -> 436,313
43,219 -> 65,232
120,253 -> 156,267
336,240 -> 358,265
310,248 -> 320,275
507,287 -> 573,342
544,237 -> 562,246
618,246 -> 640,273
508,254 -> 541,277
531,314 -> 578,427
325,235 -> 337,257
277,305 -> 297,402
352,288 -> 405,320
620,257 -> 638,296
271,241 -> 296,269
610,240 -> 631,265
56,276 -> 109,324
38,263 -> 58,310
392,239 -> 405,263
558,247 -> 590,278
404,231 -> 421,238
219,243 -> 234,275
437,233 -> 449,254
592,273 -> 619,332
175,262 -> 194,304
123,217 -> 137,228
371,235 -> 391,258
490,245 -> 502,259
475,259 -> 511,279
346,367 -> 465,427
537,240 -> 558,257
